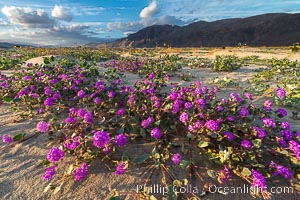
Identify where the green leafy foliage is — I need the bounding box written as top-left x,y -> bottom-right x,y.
211,55 -> 243,72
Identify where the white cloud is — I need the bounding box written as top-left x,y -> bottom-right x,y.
123,31 -> 135,36
106,15 -> 184,35
51,5 -> 72,22
0,24 -> 105,46
95,27 -> 107,33
107,0 -> 184,35
1,6 -> 55,28
82,7 -> 105,16
53,24 -> 89,33
159,0 -> 300,22
141,15 -> 185,26
0,18 -> 9,26
67,6 -> 105,16
139,0 -> 160,18
107,21 -> 143,32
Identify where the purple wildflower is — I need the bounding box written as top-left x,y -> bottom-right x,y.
251,169 -> 267,192
30,85 -> 35,91
241,140 -> 253,149
154,100 -> 161,108
195,80 -> 201,87
29,93 -> 39,99
171,153 -> 182,165
84,111 -> 93,125
172,103 -> 180,114
90,93 -> 97,99
108,91 -> 116,99
36,121 -> 50,133
184,102 -> 193,110
224,131 -> 234,141
47,147 -> 64,162
39,108 -> 44,114
23,76 -> 32,81
179,112 -> 189,123
141,116 -> 154,128
188,121 -> 203,132
230,93 -> 242,102
205,120 -> 220,131
217,105 -> 224,112
53,92 -> 61,100
276,88 -> 286,99
244,92 -> 253,100
263,118 -> 276,128
114,133 -> 127,147
188,124 -> 196,132
73,163 -> 89,181
278,138 -> 287,148
93,130 -> 110,148
269,161 -> 292,179
65,117 -> 77,125
218,165 -> 231,184
213,86 -> 220,92
194,120 -> 204,129
2,134 -> 13,144
44,88 -> 52,96
127,94 -> 134,105
77,90 -> 86,99
44,97 -> 54,107
151,127 -> 162,139
253,127 -> 267,138
77,108 -> 87,118
71,85 -> 78,91
169,91 -> 179,101
75,79 -> 82,85
1,81 -> 8,89
117,108 -> 125,117
202,86 -> 208,93
289,140 -> 300,159
280,130 -> 293,140
114,162 -> 126,175
148,73 -> 155,79
42,166 -> 57,181
194,88 -> 203,95
276,108 -> 287,117
64,137 -> 80,150
263,100 -> 272,111
49,79 -> 58,85
94,97 -> 102,105
239,106 -> 250,117
281,121 -> 290,130
196,98 -> 206,106
228,116 -> 235,122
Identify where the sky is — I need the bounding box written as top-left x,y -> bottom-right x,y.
0,0 -> 300,46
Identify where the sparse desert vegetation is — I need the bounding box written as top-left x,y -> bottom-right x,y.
1,46 -> 300,200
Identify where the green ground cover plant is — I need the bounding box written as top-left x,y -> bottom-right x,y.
210,55 -> 243,72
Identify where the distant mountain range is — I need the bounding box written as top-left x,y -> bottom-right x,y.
0,38 -> 116,49
0,42 -> 28,49
106,13 -> 300,48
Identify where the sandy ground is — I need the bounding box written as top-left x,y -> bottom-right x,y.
1,50 -> 300,200
157,47 -> 300,61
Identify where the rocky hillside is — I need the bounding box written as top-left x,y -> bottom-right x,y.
107,13 -> 300,47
